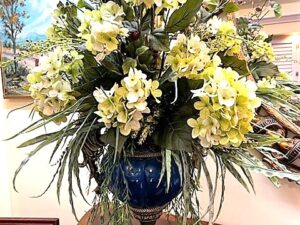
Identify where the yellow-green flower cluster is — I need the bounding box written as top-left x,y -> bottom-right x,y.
125,0 -> 187,9
166,34 -> 214,80
188,67 -> 261,148
94,68 -> 162,136
205,16 -> 242,56
26,47 -> 80,117
78,1 -> 128,61
248,41 -> 275,62
257,77 -> 277,89
277,72 -> 290,81
244,31 -> 275,62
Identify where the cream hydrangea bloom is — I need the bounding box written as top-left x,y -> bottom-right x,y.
79,1 -> 128,60
26,47 -> 82,118
94,68 -> 162,136
205,16 -> 242,56
27,74 -> 75,117
167,34 -> 217,80
39,47 -> 64,77
188,67 -> 261,148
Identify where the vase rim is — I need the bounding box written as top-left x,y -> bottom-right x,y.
125,151 -> 162,158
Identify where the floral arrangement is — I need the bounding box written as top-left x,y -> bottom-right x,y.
4,0 -> 300,224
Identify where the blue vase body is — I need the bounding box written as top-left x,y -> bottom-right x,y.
110,155 -> 182,209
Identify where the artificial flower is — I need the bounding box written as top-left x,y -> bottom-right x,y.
94,68 -> 162,136
189,67 -> 261,148
204,16 -> 242,56
79,1 -> 128,58
26,47 -> 82,118
166,34 -> 212,80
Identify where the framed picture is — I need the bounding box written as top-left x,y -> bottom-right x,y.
0,43 -> 36,98
0,0 -> 57,98
0,218 -> 59,225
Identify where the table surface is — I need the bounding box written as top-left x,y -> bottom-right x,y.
78,209 -> 220,225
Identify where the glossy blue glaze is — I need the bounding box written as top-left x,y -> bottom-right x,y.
110,155 -> 182,209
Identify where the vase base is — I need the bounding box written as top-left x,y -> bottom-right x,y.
140,221 -> 156,225
130,205 -> 166,225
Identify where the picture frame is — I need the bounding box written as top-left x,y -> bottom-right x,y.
0,42 -> 33,99
0,0 -> 55,98
0,218 -> 59,225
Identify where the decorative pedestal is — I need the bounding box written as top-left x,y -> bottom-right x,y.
78,208 -> 222,225
130,205 -> 165,225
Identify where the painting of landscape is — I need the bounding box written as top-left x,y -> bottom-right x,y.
0,0 -> 58,98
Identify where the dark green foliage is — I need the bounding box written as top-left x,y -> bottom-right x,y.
166,0 -> 203,33
153,103 -> 195,152
249,61 -> 280,80
220,55 -> 248,76
223,2 -> 239,13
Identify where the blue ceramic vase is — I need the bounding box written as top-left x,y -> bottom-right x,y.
109,152 -> 183,225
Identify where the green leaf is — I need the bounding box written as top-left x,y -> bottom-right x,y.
223,2 -> 239,13
159,67 -> 174,85
153,103 -> 195,152
241,167 -> 256,194
265,35 -> 273,43
123,21 -> 139,32
101,128 -> 128,153
236,17 -> 249,35
77,0 -> 85,8
223,160 -> 250,192
122,58 -> 137,74
206,0 -> 219,11
137,48 -> 154,70
149,31 -> 170,52
177,78 -> 203,103
165,149 -> 172,193
157,150 -> 166,187
242,163 -> 300,183
272,2 -> 282,18
166,0 -> 203,33
187,79 -> 204,90
245,133 -> 287,147
249,61 -> 280,79
13,132 -> 63,192
121,0 -> 135,21
136,46 -> 149,56
57,150 -> 70,203
197,7 -> 212,23
221,55 -> 248,75
17,132 -> 57,148
101,53 -> 123,76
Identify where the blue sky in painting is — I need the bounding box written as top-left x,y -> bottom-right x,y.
19,0 -> 59,40
1,0 -> 76,44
